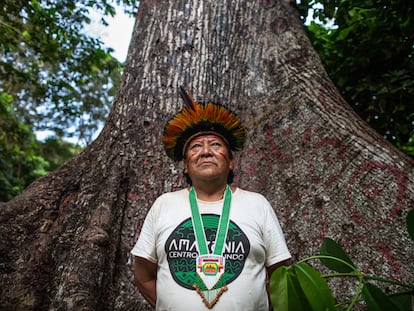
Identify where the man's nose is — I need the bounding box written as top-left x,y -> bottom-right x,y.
200,142 -> 213,155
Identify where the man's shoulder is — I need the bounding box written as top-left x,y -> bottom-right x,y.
233,188 -> 273,216
156,188 -> 188,201
150,188 -> 189,212
234,187 -> 266,200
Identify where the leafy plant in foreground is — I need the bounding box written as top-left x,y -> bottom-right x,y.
271,209 -> 414,310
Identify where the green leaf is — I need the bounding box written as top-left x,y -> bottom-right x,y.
22,30 -> 31,40
270,266 -> 310,311
362,283 -> 401,311
407,209 -> 414,241
389,293 -> 413,311
337,26 -> 352,40
294,263 -> 336,311
319,237 -> 356,273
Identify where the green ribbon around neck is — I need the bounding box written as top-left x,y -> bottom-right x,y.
189,185 -> 232,256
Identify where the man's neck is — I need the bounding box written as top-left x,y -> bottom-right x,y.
191,182 -> 228,202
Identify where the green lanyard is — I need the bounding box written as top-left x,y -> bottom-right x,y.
189,185 -> 232,256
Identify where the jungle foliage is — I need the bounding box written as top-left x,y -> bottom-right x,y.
298,0 -> 414,156
0,0 -> 137,201
0,0 -> 136,143
0,94 -> 46,201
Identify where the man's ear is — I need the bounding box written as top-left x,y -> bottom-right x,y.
229,158 -> 234,171
183,159 -> 188,174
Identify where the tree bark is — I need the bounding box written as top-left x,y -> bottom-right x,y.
1,0 -> 413,310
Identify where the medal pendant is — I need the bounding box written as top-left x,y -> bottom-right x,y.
194,255 -> 227,309
196,254 -> 225,290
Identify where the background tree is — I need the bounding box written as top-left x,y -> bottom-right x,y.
0,1 -> 413,310
2,0 -> 413,201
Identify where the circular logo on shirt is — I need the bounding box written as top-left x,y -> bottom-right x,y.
165,214 -> 250,290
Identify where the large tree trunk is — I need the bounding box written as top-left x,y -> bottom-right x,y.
1,0 -> 413,309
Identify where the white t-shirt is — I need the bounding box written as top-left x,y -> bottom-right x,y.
131,187 -> 291,311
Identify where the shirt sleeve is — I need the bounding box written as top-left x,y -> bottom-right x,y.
262,198 -> 291,267
131,200 -> 159,263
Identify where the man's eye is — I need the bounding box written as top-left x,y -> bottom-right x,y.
190,143 -> 202,150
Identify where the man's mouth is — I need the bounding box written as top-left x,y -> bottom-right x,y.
198,161 -> 216,166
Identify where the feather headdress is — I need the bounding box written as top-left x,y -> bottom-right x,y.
163,87 -> 245,161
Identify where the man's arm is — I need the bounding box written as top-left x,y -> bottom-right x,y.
266,258 -> 292,276
134,256 -> 157,308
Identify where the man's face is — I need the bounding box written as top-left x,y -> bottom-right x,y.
183,135 -> 234,184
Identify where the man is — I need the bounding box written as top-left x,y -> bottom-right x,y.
131,87 -> 291,310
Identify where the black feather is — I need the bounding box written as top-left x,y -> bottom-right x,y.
179,86 -> 195,110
